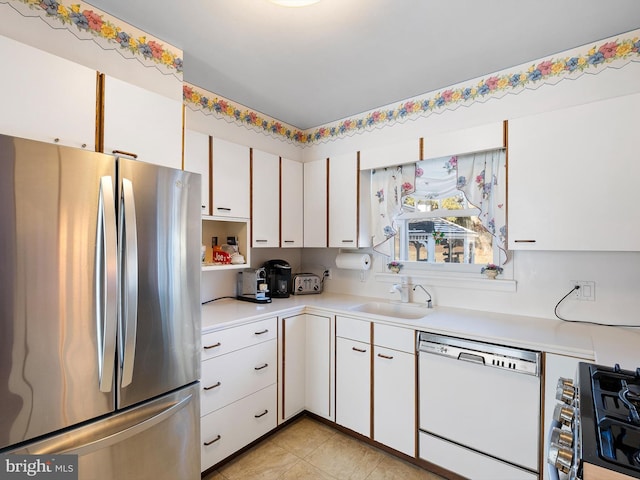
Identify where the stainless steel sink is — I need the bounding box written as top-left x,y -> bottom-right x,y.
348,302 -> 430,319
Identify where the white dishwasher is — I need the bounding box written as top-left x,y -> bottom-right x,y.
418,332 -> 541,480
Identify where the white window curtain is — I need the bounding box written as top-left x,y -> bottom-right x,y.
370,165 -> 416,256
370,149 -> 509,263
455,149 -> 508,263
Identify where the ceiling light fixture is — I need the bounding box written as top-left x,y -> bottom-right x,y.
269,0 -> 321,7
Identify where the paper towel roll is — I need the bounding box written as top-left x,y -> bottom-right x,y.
335,253 -> 371,270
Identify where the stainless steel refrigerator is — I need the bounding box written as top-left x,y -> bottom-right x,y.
0,134 -> 201,479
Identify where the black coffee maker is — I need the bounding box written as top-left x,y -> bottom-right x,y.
264,260 -> 292,298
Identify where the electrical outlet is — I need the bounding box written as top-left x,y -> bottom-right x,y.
571,280 -> 596,301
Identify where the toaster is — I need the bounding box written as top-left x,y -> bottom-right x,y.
292,273 -> 323,295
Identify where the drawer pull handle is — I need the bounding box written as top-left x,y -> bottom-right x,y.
255,239 -> 268,243
378,353 -> 394,360
341,239 -> 354,243
352,347 -> 367,353
514,239 -> 536,243
254,410 -> 268,418
204,381 -> 221,391
254,329 -> 269,335
254,363 -> 269,371
204,435 -> 221,446
204,342 -> 221,350
283,240 -> 294,243
216,207 -> 231,212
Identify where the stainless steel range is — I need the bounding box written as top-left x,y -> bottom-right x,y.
548,362 -> 640,480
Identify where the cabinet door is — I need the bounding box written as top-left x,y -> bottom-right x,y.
282,315 -> 306,420
329,153 -> 359,248
280,157 -> 303,247
508,93 -> 640,251
251,149 -> 280,247
373,346 -> 415,456
184,129 -> 210,215
304,158 -> 328,247
335,337 -> 370,437
305,314 -> 332,419
211,138 -> 250,219
103,75 -> 182,169
281,314 -> 333,421
0,35 -> 96,150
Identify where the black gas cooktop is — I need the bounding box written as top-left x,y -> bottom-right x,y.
579,363 -> 640,477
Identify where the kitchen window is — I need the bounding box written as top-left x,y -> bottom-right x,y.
374,149 -> 508,273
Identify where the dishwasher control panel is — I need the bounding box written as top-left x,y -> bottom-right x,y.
418,332 -> 540,376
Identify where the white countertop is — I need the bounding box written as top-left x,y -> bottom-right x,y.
201,293 -> 640,370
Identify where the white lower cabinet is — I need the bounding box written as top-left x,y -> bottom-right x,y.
281,313 -> 334,422
201,384 -> 277,472
200,318 -> 277,472
335,316 -> 371,436
335,317 -> 416,456
372,324 -> 416,456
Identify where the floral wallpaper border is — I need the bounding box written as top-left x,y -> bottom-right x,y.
1,0 -> 183,77
185,32 -> 640,146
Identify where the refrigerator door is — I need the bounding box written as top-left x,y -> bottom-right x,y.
5,383 -> 200,480
0,135 -> 116,450
116,158 -> 201,408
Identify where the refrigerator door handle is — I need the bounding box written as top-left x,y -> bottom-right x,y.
96,176 -> 118,393
119,177 -> 139,388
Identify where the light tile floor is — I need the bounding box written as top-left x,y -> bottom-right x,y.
202,416 -> 446,480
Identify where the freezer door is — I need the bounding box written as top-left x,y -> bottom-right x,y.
116,158 -> 201,408
5,383 -> 200,480
0,135 -> 116,450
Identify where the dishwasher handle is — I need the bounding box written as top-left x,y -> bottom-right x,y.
458,352 -> 485,364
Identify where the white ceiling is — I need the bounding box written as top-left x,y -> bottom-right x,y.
88,0 -> 640,130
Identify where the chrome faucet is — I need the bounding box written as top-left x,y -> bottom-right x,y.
390,281 -> 409,303
413,284 -> 433,308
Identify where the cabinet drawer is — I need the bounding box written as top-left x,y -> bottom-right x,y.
336,316 -> 370,343
201,384 -> 277,472
373,323 -> 415,353
201,339 -> 276,416
202,317 -> 277,360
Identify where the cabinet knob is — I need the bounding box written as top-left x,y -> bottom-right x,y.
81,143 -> 87,148
54,138 -> 60,143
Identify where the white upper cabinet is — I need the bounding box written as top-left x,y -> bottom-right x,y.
211,138 -> 250,219
251,149 -> 280,247
359,139 -> 420,170
103,75 -> 183,169
184,129 -> 210,215
304,158 -> 328,248
422,122 -> 505,160
508,93 -> 640,251
280,158 -> 304,248
0,34 -> 95,150
329,152 -> 359,248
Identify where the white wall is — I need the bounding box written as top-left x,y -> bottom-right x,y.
303,248 -> 640,325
